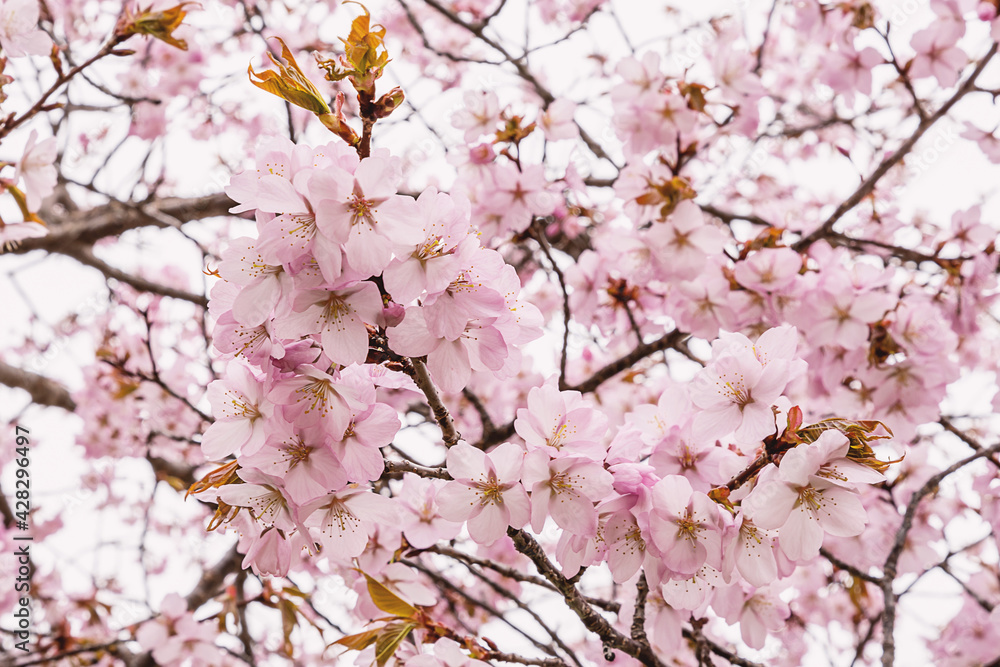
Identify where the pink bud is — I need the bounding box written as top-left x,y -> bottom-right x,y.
380,301 -> 405,328
469,143 -> 495,164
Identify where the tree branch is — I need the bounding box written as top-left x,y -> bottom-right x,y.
506,528 -> 664,667
880,441 -> 1000,667
11,193 -> 234,255
407,358 -> 461,447
61,244 -> 209,307
793,43 -> 998,251
0,361 -> 77,410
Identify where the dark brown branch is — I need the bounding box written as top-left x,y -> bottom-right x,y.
440,557 -> 586,667
10,193 -> 234,255
463,387 -> 497,436
698,204 -> 773,228
61,245 -> 208,307
0,484 -> 16,529
880,441 -> 1000,667
404,558 -> 563,659
630,573 -> 649,644
824,231 -> 945,266
506,528 -> 664,667
532,221 -> 572,390
405,358 -> 461,447
0,361 -> 77,410
381,459 -> 451,480
939,416 -> 1000,469
425,544 -> 620,612
418,0 -> 619,169
820,548 -> 881,585
680,627 -> 764,667
483,651 -> 566,667
475,330 -> 688,449
794,43 -> 998,251
567,329 -> 686,395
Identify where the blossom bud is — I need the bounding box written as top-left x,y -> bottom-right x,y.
374,87 -> 405,119
115,2 -> 195,51
249,38 -> 331,116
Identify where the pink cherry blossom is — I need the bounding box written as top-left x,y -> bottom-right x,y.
514,383 -> 609,460
0,0 -> 51,57
648,475 -> 725,576
15,129 -> 57,211
538,98 -> 578,141
329,402 -> 399,482
451,90 -> 501,142
436,442 -> 530,545
483,164 -> 556,234
201,362 -> 273,459
274,280 -> 382,367
314,155 -> 421,276
741,431 -> 875,561
383,188 -> 474,304
302,483 -> 398,561
689,346 -> 788,444
521,450 -> 613,536
397,476 -> 461,548
268,364 -> 369,438
909,25 -> 968,87
240,420 -> 348,504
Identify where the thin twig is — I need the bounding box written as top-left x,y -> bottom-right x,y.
880,441 -> 1000,667
407,358 -> 461,447
794,43 -> 998,251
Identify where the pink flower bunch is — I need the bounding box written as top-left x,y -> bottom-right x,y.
203,136 -> 546,572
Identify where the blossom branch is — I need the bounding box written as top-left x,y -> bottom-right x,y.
939,416 -> 1000,469
448,559 -> 587,667
0,38 -> 124,140
0,360 -> 77,410
482,651 -> 567,667
679,627 -> 765,667
630,572 -> 649,644
424,544 -> 620,612
820,547 -> 881,585
417,0 -> 619,169
9,193 -> 234,255
476,330 -> 689,449
567,329 -> 687,394
794,42 -> 998,251
61,244 -> 209,307
880,440 -> 1000,667
462,388 -> 497,438
531,220 -> 572,390
506,528 -> 665,667
404,558 -> 566,660
407,358 -> 461,447
382,459 -> 451,480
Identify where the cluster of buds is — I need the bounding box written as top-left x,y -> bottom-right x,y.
249,3 -> 404,152
114,2 -> 195,51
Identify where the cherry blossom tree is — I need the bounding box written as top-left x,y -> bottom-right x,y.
2,1 -> 1000,666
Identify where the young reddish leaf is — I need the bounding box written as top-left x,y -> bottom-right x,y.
332,627 -> 382,651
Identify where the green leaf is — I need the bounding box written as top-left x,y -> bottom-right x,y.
249,38 -> 331,115
279,598 -> 298,656
332,627 -> 382,651
374,621 -> 417,667
362,571 -> 417,619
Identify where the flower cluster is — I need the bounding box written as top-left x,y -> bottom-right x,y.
201,135 -> 542,572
